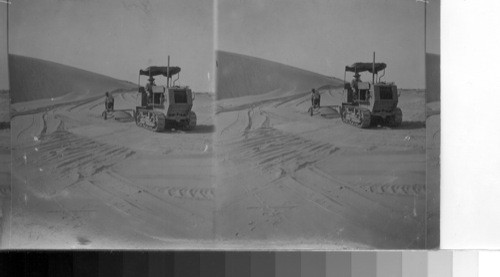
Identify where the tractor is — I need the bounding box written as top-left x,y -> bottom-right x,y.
340,53 -> 402,128
135,58 -> 196,132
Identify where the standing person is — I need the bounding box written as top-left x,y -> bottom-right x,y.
310,88 -> 316,106
315,89 -> 321,107
311,88 -> 321,108
105,91 -> 114,112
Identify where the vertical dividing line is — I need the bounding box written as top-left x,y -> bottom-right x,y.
424,0 -> 428,249
213,0 -> 218,94
212,0 -> 219,227
425,1 -> 427,54
6,0 -> 12,249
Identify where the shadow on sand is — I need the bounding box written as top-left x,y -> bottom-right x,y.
162,124 -> 215,134
398,121 -> 426,130
369,120 -> 425,130
189,124 -> 215,134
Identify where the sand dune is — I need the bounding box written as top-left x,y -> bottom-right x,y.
9,55 -> 136,103
5,56 -> 216,248
5,50 -> 430,249
216,51 -> 343,100
214,53 -> 427,249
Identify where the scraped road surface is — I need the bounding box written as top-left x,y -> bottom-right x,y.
214,88 -> 427,249
6,92 -> 215,249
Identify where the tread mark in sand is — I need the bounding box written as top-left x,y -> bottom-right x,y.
166,187 -> 214,200
16,114 -> 36,140
235,127 -> 338,173
25,130 -> 135,182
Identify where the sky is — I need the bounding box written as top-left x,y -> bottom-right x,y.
218,0 -> 437,89
0,3 -> 8,90
5,0 -> 439,91
9,0 -> 214,92
427,0 -> 440,55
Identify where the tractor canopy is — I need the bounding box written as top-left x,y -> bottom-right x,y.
345,63 -> 386,74
139,66 -> 181,78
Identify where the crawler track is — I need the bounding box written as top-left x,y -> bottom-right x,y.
135,109 -> 166,132
341,106 -> 371,128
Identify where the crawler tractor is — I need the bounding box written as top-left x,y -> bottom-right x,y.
340,53 -> 402,128
135,58 -> 196,132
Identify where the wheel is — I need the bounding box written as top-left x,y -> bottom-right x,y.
185,111 -> 197,130
386,108 -> 402,127
394,108 -> 403,127
359,109 -> 371,128
340,107 -> 347,123
135,111 -> 141,125
151,113 -> 160,132
386,115 -> 395,126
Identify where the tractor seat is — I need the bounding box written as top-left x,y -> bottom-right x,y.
357,82 -> 371,90
152,86 -> 165,93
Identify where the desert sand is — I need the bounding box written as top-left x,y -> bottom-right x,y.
0,90 -> 10,243
425,52 -> 441,248
5,56 -> 216,249
4,52 -> 430,249
0,89 -> 10,235
213,51 -> 427,249
425,100 -> 440,248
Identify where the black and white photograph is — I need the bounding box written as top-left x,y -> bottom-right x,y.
214,0 -> 439,249
1,0 -> 440,250
4,0 -> 215,249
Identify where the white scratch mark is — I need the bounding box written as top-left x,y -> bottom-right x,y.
413,195 -> 417,217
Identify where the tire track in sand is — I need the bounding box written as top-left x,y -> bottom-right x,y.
233,127 -> 339,173
20,130 -> 136,195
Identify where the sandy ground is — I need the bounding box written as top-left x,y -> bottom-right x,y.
4,92 -> 216,249
426,100 -> 440,248
0,91 -> 10,241
3,52 -> 433,249
214,87 -> 427,249
0,129 -> 10,244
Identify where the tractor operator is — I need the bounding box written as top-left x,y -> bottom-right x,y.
105,91 -> 114,112
351,73 -> 361,98
146,77 -> 156,104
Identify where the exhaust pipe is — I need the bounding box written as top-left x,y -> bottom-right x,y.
167,55 -> 170,88
372,52 -> 375,84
